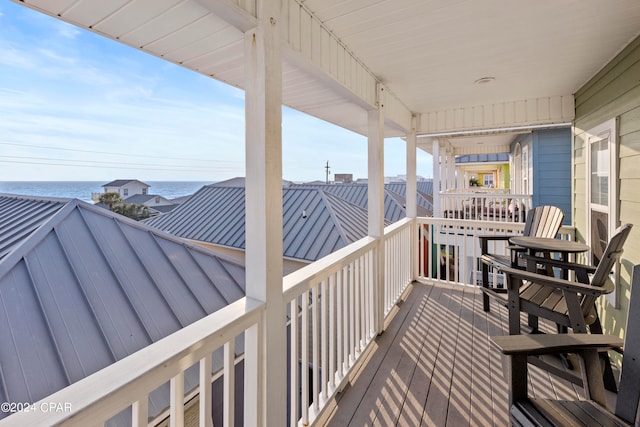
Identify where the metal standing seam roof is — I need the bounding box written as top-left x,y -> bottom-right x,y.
0,194 -> 67,260
123,194 -> 162,204
291,182 -> 409,223
144,184 -> 375,262
384,182 -> 433,214
0,195 -> 246,424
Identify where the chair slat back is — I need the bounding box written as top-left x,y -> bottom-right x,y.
523,206 -> 564,238
590,224 -> 633,287
615,264 -> 640,424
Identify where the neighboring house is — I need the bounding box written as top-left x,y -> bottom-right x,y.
510,127 -> 572,224
455,153 -> 510,189
572,36 -> 640,337
144,182 -> 379,274
0,194 -> 246,426
334,173 -> 353,183
102,179 -> 150,198
123,194 -> 178,215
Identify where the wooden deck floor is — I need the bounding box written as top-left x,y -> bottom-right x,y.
321,280 -> 587,426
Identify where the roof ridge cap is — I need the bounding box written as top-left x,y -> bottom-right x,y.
320,190 -> 356,244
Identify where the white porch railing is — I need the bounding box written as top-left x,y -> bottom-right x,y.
0,217 -> 575,427
282,217 -> 414,426
439,192 -> 533,222
417,217 -> 576,286
0,297 -> 264,427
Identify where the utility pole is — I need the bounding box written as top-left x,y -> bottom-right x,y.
325,161 -> 330,184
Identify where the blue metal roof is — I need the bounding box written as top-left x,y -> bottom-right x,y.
0,196 -> 245,423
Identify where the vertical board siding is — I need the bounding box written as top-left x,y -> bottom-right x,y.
281,0 -> 382,116
573,34 -> 640,337
532,128 -> 572,225
418,95 -> 575,134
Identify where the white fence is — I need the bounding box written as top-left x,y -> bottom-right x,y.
417,217 -> 576,286
439,192 -> 533,222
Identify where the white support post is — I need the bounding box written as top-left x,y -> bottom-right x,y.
243,0 -> 285,425
447,149 -> 456,191
406,118 -> 418,281
368,87 -> 385,335
432,139 -> 441,217
406,119 -> 417,219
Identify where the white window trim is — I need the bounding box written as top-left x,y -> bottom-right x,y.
585,117 -> 618,307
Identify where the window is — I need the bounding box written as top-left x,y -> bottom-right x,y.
483,174 -> 494,187
586,118 -> 618,306
123,188 -> 128,197
142,188 -> 147,195
590,136 -> 609,207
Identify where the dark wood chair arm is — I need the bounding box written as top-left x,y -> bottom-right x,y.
491,334 -> 622,408
490,333 -> 623,356
522,254 -> 597,274
479,234 -> 515,254
478,235 -> 514,241
499,265 -> 613,296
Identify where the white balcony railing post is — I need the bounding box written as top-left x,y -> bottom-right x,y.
368,93 -> 386,335
243,0 -> 285,424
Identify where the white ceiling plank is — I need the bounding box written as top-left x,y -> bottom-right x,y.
119,1 -> 210,48
62,0 -> 131,27
94,0 -> 185,37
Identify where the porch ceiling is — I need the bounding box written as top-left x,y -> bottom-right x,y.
14,0 -> 640,140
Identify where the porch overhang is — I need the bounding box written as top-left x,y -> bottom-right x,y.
12,0 -> 640,139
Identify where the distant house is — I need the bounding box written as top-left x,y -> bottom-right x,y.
334,173 -> 353,183
455,153 -> 510,189
123,194 -> 177,215
101,179 -> 150,198
0,194 -> 246,426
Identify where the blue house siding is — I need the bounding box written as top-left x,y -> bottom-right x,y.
532,128 -> 572,225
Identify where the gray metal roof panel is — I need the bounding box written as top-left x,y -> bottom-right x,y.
417,180 -> 434,196
0,196 -> 246,421
147,186 -> 369,262
0,194 -> 66,260
322,191 -> 369,244
123,194 -> 157,203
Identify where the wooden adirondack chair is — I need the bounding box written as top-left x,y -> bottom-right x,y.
499,223 -> 632,336
498,223 -> 632,392
480,205 -> 565,312
491,263 -> 640,426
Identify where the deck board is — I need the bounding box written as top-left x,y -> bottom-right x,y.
321,281 -> 587,426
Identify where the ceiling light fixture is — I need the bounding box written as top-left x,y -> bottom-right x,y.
474,76 -> 495,84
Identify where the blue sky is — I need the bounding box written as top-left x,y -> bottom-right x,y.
0,1 -> 432,182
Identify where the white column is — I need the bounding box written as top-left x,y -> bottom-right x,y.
405,119 -> 417,218
432,139 -> 441,217
406,118 -> 418,281
447,149 -> 456,191
243,0 -> 285,425
368,89 -> 385,334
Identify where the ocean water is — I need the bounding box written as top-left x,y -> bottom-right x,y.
0,181 -> 210,203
